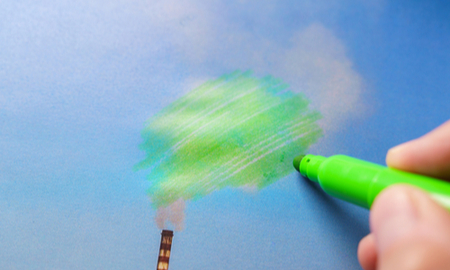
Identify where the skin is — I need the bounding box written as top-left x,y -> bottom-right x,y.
358,120 -> 450,270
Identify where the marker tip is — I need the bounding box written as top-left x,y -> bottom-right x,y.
293,155 -> 305,172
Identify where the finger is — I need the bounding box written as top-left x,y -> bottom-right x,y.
358,234 -> 377,270
379,238 -> 450,270
370,185 -> 450,270
386,120 -> 450,180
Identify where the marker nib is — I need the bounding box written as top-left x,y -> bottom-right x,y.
293,155 -> 305,172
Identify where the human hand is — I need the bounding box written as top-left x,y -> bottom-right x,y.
358,120 -> 450,270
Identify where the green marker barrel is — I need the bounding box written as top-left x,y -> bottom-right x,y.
293,154 -> 450,210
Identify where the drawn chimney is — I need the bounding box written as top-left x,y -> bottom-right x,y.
156,230 -> 174,270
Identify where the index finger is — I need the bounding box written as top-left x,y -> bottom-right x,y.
386,120 -> 450,180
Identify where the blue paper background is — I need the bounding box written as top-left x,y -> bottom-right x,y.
1,1 -> 449,269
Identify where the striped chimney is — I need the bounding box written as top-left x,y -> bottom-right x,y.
156,230 -> 174,270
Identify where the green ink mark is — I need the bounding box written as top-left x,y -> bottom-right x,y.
136,71 -> 323,208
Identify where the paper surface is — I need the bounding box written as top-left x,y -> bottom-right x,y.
1,1 -> 449,269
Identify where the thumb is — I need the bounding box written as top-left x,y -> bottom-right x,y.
371,185 -> 450,270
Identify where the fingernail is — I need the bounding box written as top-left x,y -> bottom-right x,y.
373,188 -> 418,253
387,145 -> 402,155
386,143 -> 407,167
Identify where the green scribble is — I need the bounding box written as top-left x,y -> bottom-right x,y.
136,71 -> 323,208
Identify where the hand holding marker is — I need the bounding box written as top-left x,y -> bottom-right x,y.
294,120 -> 450,270
293,154 -> 450,210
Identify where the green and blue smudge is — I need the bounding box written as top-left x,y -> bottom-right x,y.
136,71 -> 323,208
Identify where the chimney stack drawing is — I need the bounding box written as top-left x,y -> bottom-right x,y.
156,230 -> 174,270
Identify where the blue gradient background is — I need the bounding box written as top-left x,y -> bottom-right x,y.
1,1 -> 449,269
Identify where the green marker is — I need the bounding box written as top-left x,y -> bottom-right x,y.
293,154 -> 450,210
